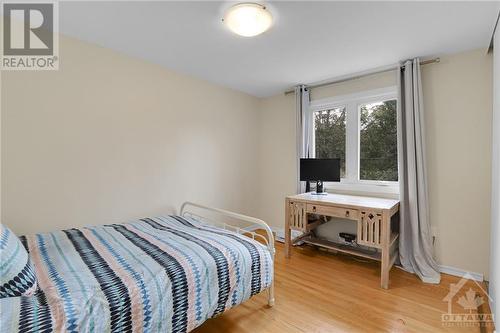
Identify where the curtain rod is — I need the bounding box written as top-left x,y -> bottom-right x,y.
284,57 -> 440,95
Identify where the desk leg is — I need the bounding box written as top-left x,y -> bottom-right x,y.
380,210 -> 391,289
285,200 -> 292,258
381,249 -> 389,289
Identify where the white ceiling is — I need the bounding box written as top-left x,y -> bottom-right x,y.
60,1 -> 500,97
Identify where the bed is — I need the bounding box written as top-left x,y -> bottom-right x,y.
0,202 -> 275,333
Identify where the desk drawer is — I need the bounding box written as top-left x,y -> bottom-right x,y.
306,204 -> 359,220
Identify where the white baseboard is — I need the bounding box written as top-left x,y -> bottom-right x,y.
438,265 -> 484,282
243,225 -> 281,233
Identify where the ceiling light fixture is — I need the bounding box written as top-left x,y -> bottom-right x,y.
222,3 -> 273,37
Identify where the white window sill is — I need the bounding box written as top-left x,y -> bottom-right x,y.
322,181 -> 399,199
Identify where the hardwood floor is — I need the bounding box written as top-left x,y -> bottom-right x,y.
194,242 -> 494,333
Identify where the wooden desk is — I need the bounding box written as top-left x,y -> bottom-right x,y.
285,193 -> 400,289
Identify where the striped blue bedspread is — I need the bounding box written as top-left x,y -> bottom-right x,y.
0,216 -> 273,332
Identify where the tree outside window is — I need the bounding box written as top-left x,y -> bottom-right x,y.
314,106 -> 346,178
359,99 -> 398,181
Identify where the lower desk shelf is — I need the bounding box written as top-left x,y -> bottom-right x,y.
301,236 -> 381,261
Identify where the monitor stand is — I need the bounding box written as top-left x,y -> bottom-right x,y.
311,180 -> 328,195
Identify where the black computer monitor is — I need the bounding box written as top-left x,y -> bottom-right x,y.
300,158 -> 340,195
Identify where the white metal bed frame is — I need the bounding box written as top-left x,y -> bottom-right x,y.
180,202 -> 275,307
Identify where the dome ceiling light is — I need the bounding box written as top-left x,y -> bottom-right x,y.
222,3 -> 273,37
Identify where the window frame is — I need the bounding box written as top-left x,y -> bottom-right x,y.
309,86 -> 399,195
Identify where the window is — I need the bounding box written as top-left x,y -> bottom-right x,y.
359,100 -> 398,181
313,106 -> 346,177
310,87 -> 398,193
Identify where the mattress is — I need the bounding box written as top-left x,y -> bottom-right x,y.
0,216 -> 273,333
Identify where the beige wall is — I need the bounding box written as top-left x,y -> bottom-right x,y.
1,36 -> 260,235
257,48 -> 493,277
310,70 -> 397,101
422,49 -> 492,277
257,92 -> 296,231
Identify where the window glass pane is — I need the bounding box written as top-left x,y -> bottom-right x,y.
359,99 -> 398,181
314,106 -> 346,178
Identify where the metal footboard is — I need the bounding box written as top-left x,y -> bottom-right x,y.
179,201 -> 275,306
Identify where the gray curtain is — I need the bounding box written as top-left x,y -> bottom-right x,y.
397,59 -> 441,284
295,85 -> 311,193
